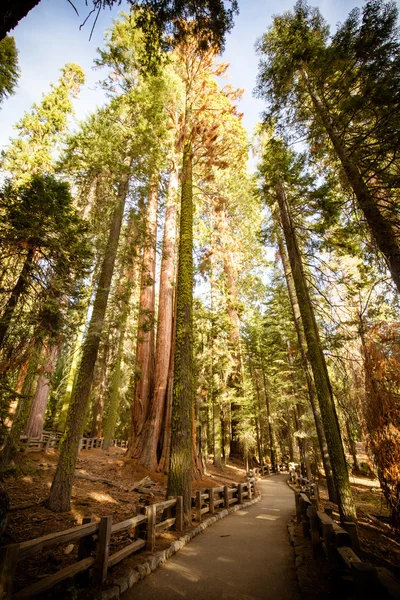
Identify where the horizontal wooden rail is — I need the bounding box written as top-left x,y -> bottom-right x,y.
13,557 -> 95,600
18,521 -> 100,560
111,514 -> 147,535
108,539 -> 146,568
155,518 -> 176,533
155,498 -> 176,511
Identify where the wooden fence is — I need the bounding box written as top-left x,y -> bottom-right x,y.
293,479 -> 400,599
0,478 -> 257,599
19,432 -> 127,453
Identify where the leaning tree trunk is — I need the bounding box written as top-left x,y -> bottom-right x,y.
277,231 -> 336,501
127,179 -> 158,452
0,339 -> 42,467
209,249 -> 222,468
166,139 -> 194,525
101,210 -> 140,450
0,247 -> 34,349
46,161 -> 131,512
89,328 -> 111,438
23,342 -> 60,440
157,302 -> 176,474
304,72 -> 400,294
134,163 -> 178,468
275,181 -> 356,523
56,266 -> 100,432
102,231 -> 138,450
260,356 -> 277,466
224,255 -> 243,460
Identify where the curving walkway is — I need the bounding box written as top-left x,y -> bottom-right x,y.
122,474 -> 300,600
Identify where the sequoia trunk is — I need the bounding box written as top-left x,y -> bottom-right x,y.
166,140 -> 194,524
134,164 -> 178,468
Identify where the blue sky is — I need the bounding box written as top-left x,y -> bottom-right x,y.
0,0 -> 376,155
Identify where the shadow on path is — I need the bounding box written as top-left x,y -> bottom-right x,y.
122,473 -> 300,600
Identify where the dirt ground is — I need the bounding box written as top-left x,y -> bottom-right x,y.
2,447 -> 249,596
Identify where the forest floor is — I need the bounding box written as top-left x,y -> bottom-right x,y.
2,447 -> 250,597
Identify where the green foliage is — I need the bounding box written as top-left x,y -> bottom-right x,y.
0,174 -> 91,354
1,63 -> 85,185
0,174 -> 90,277
0,36 -> 19,106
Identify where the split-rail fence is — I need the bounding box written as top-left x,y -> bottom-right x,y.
0,478 -> 257,599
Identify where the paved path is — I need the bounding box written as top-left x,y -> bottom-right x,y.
122,474 -> 300,600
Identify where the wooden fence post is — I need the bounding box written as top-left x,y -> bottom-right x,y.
175,497 -> 183,533
299,497 -> 309,537
0,543 -> 19,600
248,480 -> 252,500
138,505 -> 148,540
195,491 -> 202,522
321,521 -> 336,568
208,488 -> 215,514
351,562 -> 379,599
78,517 -> 94,560
223,486 -> 229,509
307,506 -> 320,558
238,483 -> 243,505
294,490 -> 301,523
145,504 -> 156,551
78,517 -> 94,586
94,515 -> 112,584
343,522 -> 360,553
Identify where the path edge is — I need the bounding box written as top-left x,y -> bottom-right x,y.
101,493 -> 262,599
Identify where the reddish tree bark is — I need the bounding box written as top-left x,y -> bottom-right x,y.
23,343 -> 60,439
127,179 -> 158,452
133,164 -> 178,467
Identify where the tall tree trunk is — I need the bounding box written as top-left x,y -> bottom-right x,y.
47,162 -> 131,512
345,418 -> 359,473
260,357 -> 276,466
102,210 -> 140,450
157,339 -> 175,473
23,343 -> 60,439
0,248 -> 34,349
89,330 -> 111,438
277,231 -> 336,501
127,179 -> 158,451
56,269 -> 99,431
166,140 -> 194,525
133,164 -> 178,467
275,181 -> 356,522
304,72 -> 400,294
222,240 -> 243,459
209,249 -> 222,469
